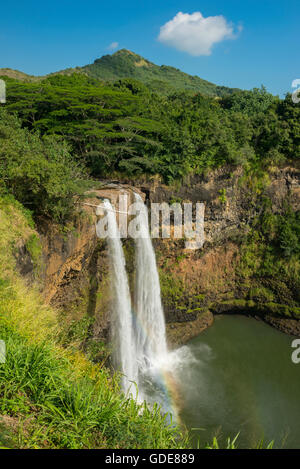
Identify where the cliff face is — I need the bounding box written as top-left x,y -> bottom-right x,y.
36,187 -> 143,350
145,165 -> 300,339
145,165 -> 300,244
16,166 -> 300,353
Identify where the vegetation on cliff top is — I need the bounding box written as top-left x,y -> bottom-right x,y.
0,109 -> 87,222
1,71 -> 299,190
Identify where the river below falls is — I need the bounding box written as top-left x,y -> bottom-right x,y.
173,315 -> 300,448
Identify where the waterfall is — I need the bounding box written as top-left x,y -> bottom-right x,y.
99,199 -> 138,396
133,193 -> 168,372
98,195 -> 170,407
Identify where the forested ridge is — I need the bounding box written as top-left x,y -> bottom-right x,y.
81,49 -> 239,96
0,65 -> 299,215
0,49 -> 238,96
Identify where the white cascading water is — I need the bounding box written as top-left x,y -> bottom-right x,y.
98,195 -> 175,410
133,193 -> 168,372
98,199 -> 138,396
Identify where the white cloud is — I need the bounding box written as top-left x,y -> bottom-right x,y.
158,12 -> 240,56
107,42 -> 119,51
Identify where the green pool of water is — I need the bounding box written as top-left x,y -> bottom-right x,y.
177,315 -> 300,448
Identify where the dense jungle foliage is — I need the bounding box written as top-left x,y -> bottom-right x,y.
0,67 -> 299,226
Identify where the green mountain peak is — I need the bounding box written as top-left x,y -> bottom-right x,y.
83,49 -> 237,96
0,49 -> 238,96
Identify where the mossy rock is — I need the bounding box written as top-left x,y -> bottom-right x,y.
212,299 -> 300,319
25,233 -> 42,269
248,286 -> 275,303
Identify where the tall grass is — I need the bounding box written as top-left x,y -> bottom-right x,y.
0,322 -> 187,448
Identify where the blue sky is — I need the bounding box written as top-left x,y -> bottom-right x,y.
1,0 -> 299,96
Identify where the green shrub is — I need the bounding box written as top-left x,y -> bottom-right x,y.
3,74 -> 299,184
25,234 -> 42,268
0,109 -> 86,222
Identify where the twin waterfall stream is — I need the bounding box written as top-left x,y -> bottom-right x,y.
99,194 -> 174,413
